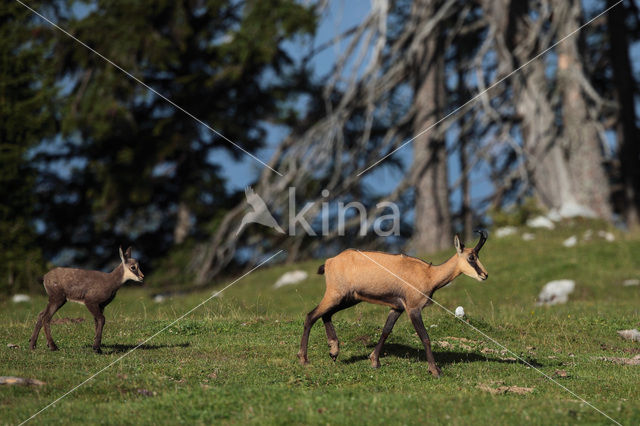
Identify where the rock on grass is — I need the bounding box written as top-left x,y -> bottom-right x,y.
526,216 -> 555,229
273,270 -> 308,289
0,376 -> 45,386
562,236 -> 577,247
617,329 -> 640,342
598,355 -> 640,366
11,294 -> 30,303
536,280 -> 575,306
478,382 -> 534,394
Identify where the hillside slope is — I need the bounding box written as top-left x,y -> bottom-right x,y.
2,222 -> 639,424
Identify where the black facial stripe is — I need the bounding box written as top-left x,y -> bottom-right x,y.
468,259 -> 484,276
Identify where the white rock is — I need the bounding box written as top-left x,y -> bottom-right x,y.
522,233 -> 535,241
455,306 -> 465,318
12,294 -> 31,303
562,236 -> 577,247
153,294 -> 166,303
597,230 -> 615,242
495,226 -> 517,238
617,329 -> 640,342
527,216 -> 555,230
623,279 -> 640,287
547,209 -> 562,222
273,270 -> 309,289
558,201 -> 597,219
536,280 -> 575,306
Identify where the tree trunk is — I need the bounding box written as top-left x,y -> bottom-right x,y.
488,0 -> 612,219
173,202 -> 192,244
516,61 -> 571,212
607,0 -> 640,227
554,0 -> 612,220
459,130 -> 473,242
410,13 -> 452,254
486,0 -> 570,210
457,69 -> 473,242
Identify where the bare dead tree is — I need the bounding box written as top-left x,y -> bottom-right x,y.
478,0 -> 613,218
190,0 -> 620,285
191,0 -> 468,284
408,0 -> 453,254
553,0 -> 612,220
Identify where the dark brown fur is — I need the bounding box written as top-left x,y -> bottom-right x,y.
29,246 -> 143,353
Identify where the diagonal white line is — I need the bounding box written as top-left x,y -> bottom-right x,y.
355,250 -> 621,426
19,250 -> 284,425
357,0 -> 623,177
15,0 -> 283,177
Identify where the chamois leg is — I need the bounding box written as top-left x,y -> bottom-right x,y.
369,308 -> 403,368
43,299 -> 66,351
322,314 -> 340,361
86,303 -> 105,354
408,309 -> 441,377
297,294 -> 344,365
320,298 -> 361,362
30,306 -> 48,350
297,306 -> 325,365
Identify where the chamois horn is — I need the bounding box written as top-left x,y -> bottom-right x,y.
473,229 -> 488,253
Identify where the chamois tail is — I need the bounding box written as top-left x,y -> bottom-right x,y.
317,264 -> 325,275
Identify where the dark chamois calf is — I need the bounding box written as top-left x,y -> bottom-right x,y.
30,247 -> 144,353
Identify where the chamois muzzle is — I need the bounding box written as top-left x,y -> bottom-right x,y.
473,229 -> 488,253
134,266 -> 145,282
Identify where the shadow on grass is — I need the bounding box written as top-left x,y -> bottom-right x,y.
98,342 -> 190,354
341,343 -> 545,367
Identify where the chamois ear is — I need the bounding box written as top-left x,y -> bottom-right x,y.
454,234 -> 464,254
119,246 -> 126,264
124,246 -> 132,260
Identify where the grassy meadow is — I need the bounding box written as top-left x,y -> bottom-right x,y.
1,221 -> 640,425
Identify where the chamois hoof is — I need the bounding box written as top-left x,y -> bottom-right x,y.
29,344 -> 36,350
328,340 -> 339,362
369,352 -> 381,368
297,353 -> 309,365
428,365 -> 442,378
93,347 -> 103,354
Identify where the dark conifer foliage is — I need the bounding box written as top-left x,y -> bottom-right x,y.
28,0 -> 316,273
0,1 -> 55,292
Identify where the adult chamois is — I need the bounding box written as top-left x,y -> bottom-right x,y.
298,231 -> 488,377
30,246 -> 144,353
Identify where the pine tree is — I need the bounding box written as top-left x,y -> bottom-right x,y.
34,0 -> 316,269
0,2 -> 54,292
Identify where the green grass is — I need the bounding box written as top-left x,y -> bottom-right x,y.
2,221 -> 640,425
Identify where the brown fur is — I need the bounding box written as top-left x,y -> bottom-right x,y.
29,246 -> 144,353
297,234 -> 488,377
